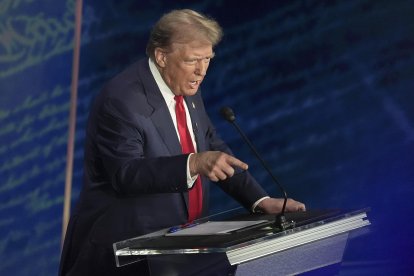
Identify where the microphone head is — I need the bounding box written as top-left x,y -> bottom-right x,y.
220,107 -> 236,122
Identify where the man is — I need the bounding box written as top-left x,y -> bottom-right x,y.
60,9 -> 305,275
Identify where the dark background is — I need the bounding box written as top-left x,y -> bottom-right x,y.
1,0 -> 413,274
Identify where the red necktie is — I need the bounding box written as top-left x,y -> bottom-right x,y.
174,95 -> 203,222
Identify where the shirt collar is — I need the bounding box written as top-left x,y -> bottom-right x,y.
148,58 -> 175,106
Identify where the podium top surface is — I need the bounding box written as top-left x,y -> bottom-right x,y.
113,208 -> 370,258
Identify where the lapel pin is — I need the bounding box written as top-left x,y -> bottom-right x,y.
192,102 -> 196,109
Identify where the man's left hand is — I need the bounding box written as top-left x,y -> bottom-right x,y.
257,198 -> 306,214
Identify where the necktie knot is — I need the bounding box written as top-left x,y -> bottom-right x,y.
174,95 -> 183,105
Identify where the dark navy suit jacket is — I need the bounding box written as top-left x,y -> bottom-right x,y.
59,59 -> 268,275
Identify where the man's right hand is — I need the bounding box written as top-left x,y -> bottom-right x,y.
189,151 -> 248,182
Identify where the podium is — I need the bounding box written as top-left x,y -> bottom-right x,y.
113,208 -> 370,275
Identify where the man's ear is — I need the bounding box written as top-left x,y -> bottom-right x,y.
154,48 -> 166,67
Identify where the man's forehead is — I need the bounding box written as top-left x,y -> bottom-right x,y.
171,41 -> 213,56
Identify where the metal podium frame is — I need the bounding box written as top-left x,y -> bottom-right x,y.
113,209 -> 370,275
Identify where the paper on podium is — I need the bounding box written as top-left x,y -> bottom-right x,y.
166,220 -> 268,236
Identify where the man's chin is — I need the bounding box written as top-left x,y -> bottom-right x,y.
182,89 -> 199,96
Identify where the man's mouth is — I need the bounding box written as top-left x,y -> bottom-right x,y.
189,80 -> 201,88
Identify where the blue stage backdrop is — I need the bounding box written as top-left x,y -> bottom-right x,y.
1,0 -> 413,275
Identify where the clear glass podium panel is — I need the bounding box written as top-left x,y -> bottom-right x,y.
113,208 -> 370,267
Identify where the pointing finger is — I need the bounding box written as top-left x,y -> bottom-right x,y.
226,155 -> 248,171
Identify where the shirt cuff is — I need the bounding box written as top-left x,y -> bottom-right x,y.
251,196 -> 270,213
186,153 -> 198,188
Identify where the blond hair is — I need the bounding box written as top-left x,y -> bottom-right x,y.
146,9 -> 223,61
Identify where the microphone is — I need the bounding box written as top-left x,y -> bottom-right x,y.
220,107 -> 295,230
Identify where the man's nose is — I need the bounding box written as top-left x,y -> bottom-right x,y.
195,60 -> 208,76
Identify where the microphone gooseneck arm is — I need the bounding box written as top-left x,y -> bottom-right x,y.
220,107 -> 294,230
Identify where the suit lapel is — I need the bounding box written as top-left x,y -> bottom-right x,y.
185,96 -> 206,153
138,60 -> 182,155
151,107 -> 182,155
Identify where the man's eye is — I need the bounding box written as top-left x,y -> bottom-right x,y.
184,58 -> 211,65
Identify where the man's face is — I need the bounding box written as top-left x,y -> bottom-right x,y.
155,40 -> 214,96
